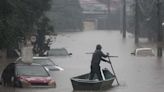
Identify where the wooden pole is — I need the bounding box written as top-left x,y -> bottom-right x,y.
122,0 -> 126,38
157,0 -> 163,57
135,0 -> 139,43
107,57 -> 119,85
107,0 -> 110,29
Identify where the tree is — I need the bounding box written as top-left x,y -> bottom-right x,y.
0,0 -> 52,50
126,0 -> 159,41
48,0 -> 84,31
0,0 -> 14,49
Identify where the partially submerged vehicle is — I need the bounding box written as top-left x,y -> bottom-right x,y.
16,57 -> 64,71
131,48 -> 155,56
46,48 -> 72,56
1,63 -> 56,88
70,68 -> 115,90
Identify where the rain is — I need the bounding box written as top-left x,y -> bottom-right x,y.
0,0 -> 164,92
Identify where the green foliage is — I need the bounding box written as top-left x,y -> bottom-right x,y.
127,0 -> 160,40
0,0 -> 83,49
49,0 -> 84,31
0,0 -> 52,49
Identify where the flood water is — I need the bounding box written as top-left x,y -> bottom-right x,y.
1,30 -> 164,92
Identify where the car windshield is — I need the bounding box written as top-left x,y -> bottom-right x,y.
16,64 -> 49,77
33,59 -> 55,66
136,48 -> 154,56
47,48 -> 68,56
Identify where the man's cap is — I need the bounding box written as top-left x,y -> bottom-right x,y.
96,44 -> 102,50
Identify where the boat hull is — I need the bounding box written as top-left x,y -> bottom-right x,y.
71,69 -> 115,90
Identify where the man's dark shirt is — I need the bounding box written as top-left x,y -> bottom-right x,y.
91,50 -> 108,67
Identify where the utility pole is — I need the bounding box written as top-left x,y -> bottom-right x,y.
107,0 -> 110,13
122,0 -> 126,38
157,0 -> 163,57
135,0 -> 139,44
107,0 -> 110,29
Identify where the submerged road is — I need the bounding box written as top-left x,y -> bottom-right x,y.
1,30 -> 164,92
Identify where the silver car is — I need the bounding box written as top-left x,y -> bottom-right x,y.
131,48 -> 155,56
16,57 -> 64,71
46,48 -> 72,56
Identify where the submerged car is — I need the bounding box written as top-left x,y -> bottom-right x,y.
46,48 -> 72,56
1,63 -> 56,88
131,48 -> 155,56
16,57 -> 64,71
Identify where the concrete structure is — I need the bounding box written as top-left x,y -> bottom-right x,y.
79,0 -> 121,30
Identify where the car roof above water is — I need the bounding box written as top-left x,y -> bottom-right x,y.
16,63 -> 42,66
135,48 -> 152,51
135,48 -> 155,56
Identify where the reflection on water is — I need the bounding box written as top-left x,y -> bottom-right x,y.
1,30 -> 164,92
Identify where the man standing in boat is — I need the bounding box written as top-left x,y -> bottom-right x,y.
89,44 -> 110,80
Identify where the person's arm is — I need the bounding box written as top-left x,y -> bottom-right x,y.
100,51 -> 108,58
101,58 -> 108,62
101,57 -> 111,64
100,51 -> 111,63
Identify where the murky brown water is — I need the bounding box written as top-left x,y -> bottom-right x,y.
1,30 -> 164,92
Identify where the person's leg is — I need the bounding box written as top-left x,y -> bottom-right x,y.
6,73 -> 12,86
89,66 -> 95,80
89,72 -> 95,80
96,67 -> 103,80
2,78 -> 7,86
6,79 -> 11,86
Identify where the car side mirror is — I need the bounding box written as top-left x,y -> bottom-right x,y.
131,52 -> 135,55
68,53 -> 72,56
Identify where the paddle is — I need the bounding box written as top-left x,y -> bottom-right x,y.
85,52 -> 118,58
107,56 -> 119,85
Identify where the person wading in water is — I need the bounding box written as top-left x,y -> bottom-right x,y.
89,44 -> 110,80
